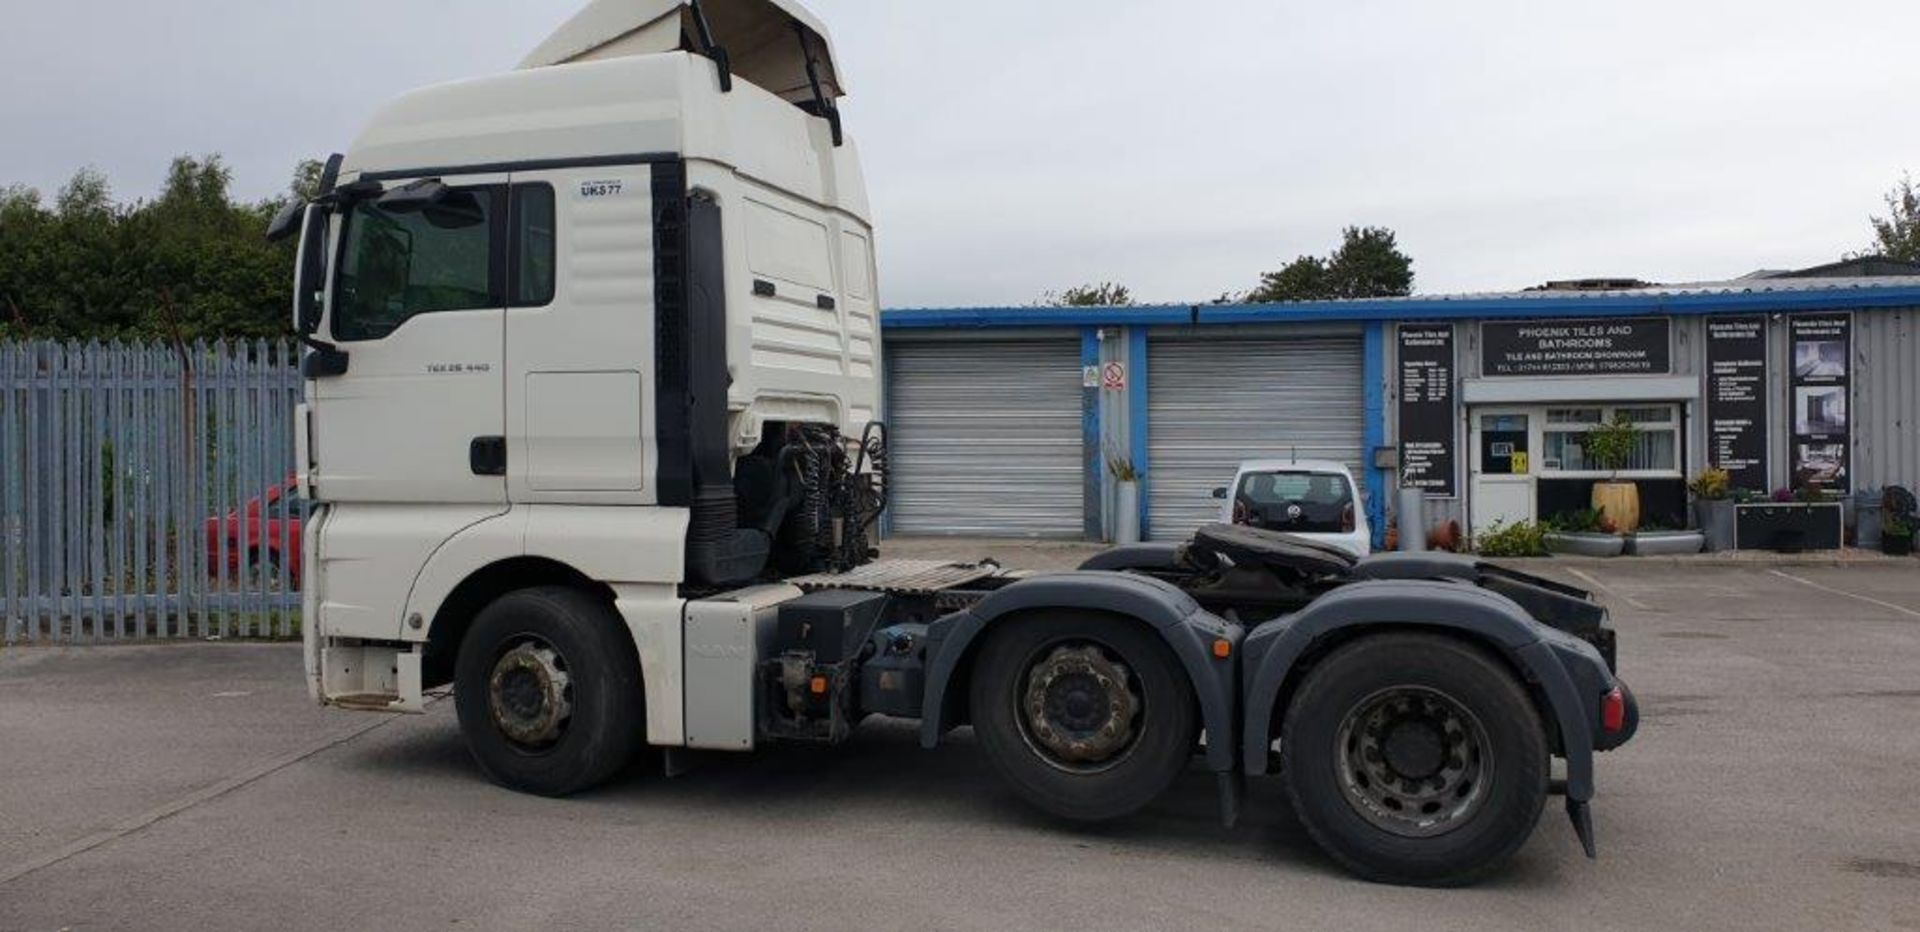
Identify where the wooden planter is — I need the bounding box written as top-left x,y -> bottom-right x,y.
1591,481 -> 1641,533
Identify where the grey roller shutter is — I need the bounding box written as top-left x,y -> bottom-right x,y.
887,338 -> 1083,536
1147,335 -> 1364,540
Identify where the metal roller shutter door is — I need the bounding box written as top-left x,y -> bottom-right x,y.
887,339 -> 1083,536
1147,336 -> 1365,540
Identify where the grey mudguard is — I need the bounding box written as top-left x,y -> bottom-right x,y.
1347,551 -> 1479,581
918,571 -> 1243,772
1239,578 -> 1610,803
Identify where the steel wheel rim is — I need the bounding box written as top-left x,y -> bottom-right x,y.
487,635 -> 574,754
1332,685 -> 1490,838
1012,639 -> 1146,775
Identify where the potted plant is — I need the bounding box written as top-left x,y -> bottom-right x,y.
1883,514 -> 1914,556
1584,414 -> 1642,533
1688,468 -> 1735,552
1107,451 -> 1141,545
1542,508 -> 1626,557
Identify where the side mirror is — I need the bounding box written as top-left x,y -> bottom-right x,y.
265,200 -> 305,243
1211,486 -> 1228,499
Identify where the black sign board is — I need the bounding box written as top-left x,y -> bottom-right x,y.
1704,316 -> 1769,493
1480,317 -> 1671,377
1397,324 -> 1457,497
1788,314 -> 1851,493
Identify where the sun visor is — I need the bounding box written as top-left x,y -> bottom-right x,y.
519,0 -> 844,102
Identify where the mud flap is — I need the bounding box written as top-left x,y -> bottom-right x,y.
1567,798 -> 1597,859
1216,771 -> 1245,829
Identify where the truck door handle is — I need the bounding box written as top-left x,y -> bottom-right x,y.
470,436 -> 506,476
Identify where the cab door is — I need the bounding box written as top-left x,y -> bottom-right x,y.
308,173 -> 509,504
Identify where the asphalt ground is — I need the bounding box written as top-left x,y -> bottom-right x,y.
2,553 -> 1918,930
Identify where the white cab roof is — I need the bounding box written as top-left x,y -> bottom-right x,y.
521,0 -> 843,101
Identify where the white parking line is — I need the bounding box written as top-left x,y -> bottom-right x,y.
1767,569 -> 1920,620
1565,567 -> 1651,612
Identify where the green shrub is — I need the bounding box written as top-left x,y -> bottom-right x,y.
1547,507 -> 1604,533
1583,414 -> 1641,478
1476,520 -> 1548,557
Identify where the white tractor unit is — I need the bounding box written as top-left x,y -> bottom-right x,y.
271,0 -> 1637,886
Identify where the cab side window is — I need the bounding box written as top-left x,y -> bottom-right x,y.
511,184 -> 556,307
333,188 -> 496,342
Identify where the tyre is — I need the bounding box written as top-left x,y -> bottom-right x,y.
454,586 -> 645,796
1280,633 -> 1548,886
968,613 -> 1198,822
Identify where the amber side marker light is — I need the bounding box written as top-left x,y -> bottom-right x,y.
809,675 -> 829,696
1212,638 -> 1232,659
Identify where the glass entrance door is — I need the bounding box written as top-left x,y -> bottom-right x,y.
1471,410 -> 1534,538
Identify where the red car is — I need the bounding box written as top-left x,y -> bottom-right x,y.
205,477 -> 305,586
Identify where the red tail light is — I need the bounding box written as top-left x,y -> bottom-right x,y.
1340,502 -> 1355,533
1601,686 -> 1626,733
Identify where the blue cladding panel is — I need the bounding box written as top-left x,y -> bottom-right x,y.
1081,328 -> 1102,541
1362,322 -> 1387,551
1128,327 -> 1150,539
881,284 -> 1920,332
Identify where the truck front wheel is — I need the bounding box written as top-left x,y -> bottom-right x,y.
1280,632 -> 1547,886
968,613 -> 1198,822
454,587 -> 645,797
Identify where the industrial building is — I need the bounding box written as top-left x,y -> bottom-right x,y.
879,267 -> 1920,546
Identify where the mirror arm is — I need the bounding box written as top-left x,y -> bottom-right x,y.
688,0 -> 732,92
795,22 -> 842,147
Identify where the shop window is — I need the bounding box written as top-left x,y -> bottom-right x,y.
1540,404 -> 1678,474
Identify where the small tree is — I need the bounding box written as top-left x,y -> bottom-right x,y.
1246,226 -> 1413,303
1041,282 -> 1134,307
1584,414 -> 1641,480
1864,173 -> 1920,262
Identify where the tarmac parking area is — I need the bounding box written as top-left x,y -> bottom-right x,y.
2,554 -> 1917,930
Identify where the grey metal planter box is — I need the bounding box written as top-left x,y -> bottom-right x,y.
1544,531 -> 1626,557
1625,530 -> 1705,556
1736,502 -> 1844,552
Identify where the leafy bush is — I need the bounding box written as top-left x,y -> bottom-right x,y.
1885,514 -> 1913,539
1583,414 -> 1641,477
1476,520 -> 1548,557
1548,507 -> 1605,533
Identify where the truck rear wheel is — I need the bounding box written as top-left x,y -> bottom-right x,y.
1280,633 -> 1547,886
454,587 -> 645,797
968,613 -> 1198,822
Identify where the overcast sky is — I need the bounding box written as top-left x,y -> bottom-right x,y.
3,0 -> 1916,305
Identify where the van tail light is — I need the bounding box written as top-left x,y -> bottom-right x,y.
1341,502 -> 1355,533
1232,500 -> 1249,525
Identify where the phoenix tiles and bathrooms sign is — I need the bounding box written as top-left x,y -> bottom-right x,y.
1481,318 -> 1672,376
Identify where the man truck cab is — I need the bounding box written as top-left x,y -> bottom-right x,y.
278,0 -> 1635,887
